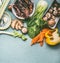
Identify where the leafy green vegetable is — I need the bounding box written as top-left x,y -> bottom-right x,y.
27,19 -> 47,38
28,25 -> 40,38
27,0 -> 48,38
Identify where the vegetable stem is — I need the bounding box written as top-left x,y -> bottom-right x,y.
0,31 -> 27,41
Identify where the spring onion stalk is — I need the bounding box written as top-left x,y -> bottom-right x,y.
28,0 -> 48,26
0,31 -> 27,41
27,0 -> 48,38
0,0 -> 10,19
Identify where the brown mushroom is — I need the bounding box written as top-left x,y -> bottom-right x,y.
21,27 -> 28,34
53,7 -> 57,11
46,13 -> 51,19
49,9 -> 53,13
43,16 -> 48,21
53,10 -> 58,16
52,15 -> 56,20
48,19 -> 56,27
54,4 -> 58,7
58,8 -> 60,11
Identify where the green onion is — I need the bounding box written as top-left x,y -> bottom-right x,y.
0,0 -> 10,19
0,31 -> 27,41
27,0 -> 48,38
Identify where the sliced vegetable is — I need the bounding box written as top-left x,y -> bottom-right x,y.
45,29 -> 60,45
0,31 -> 27,41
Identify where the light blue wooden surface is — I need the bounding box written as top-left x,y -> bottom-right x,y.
0,0 -> 60,63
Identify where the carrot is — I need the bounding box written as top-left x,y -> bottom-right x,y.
40,42 -> 43,46
37,32 -> 45,42
42,28 -> 50,33
38,29 -> 49,42
31,28 -> 50,46
37,31 -> 45,46
38,29 -> 50,46
31,32 -> 40,45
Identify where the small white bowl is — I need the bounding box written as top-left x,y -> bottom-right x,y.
12,1 -> 35,19
0,12 -> 11,30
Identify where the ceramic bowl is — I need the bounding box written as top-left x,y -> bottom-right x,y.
12,0 -> 35,19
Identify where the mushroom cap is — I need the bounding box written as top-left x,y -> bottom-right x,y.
21,27 -> 28,34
